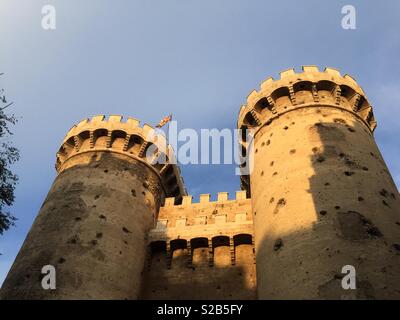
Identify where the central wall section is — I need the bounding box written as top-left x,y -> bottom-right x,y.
140,191 -> 256,299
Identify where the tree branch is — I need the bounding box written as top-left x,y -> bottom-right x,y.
1,102 -> 14,110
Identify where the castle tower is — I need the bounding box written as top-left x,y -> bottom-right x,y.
0,115 -> 185,299
238,66 -> 400,299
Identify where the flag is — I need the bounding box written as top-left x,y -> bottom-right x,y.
156,114 -> 172,128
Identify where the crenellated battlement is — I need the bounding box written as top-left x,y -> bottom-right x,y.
56,114 -> 187,198
149,190 -> 253,246
147,190 -> 254,274
237,66 -> 377,142
163,190 -> 248,207
146,232 -> 255,270
63,115 -> 155,143
58,115 -> 165,166
142,188 -> 256,300
4,65 -> 399,301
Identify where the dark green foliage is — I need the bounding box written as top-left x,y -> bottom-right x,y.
0,74 -> 19,235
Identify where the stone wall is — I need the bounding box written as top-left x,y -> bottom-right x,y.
238,66 -> 400,299
141,191 -> 257,299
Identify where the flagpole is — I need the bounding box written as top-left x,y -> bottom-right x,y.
155,114 -> 172,143
166,121 -> 169,144
166,114 -> 172,144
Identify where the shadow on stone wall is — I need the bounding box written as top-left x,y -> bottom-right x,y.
1,152 -> 163,300
254,113 -> 400,299
141,243 -> 256,300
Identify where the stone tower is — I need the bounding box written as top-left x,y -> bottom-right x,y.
238,66 -> 400,299
0,115 -> 186,299
1,67 -> 399,300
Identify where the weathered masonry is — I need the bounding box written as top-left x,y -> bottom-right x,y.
238,66 -> 400,299
142,191 -> 256,299
1,66 -> 399,300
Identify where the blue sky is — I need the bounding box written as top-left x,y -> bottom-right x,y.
0,0 -> 399,285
